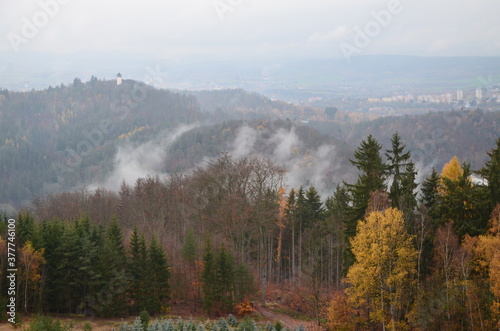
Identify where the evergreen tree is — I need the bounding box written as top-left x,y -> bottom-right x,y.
303,186 -> 325,228
420,168 -> 441,223
480,137 -> 500,208
215,244 -> 235,312
386,132 -> 412,209
440,163 -> 490,237
146,235 -> 171,315
234,262 -> 254,303
345,135 -> 387,267
95,218 -> 129,317
301,186 -> 326,287
295,187 -> 307,279
77,231 -> 101,315
181,228 -> 198,265
201,238 -> 217,314
39,220 -> 65,312
17,211 -> 37,247
284,189 -> 298,280
55,223 -> 82,313
399,162 -> 419,225
128,226 -> 148,314
326,185 -> 350,282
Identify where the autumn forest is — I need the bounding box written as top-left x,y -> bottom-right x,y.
2,129 -> 500,330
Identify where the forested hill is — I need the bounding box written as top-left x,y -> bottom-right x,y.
0,80 -> 332,209
0,78 -> 201,208
310,109 -> 500,171
187,89 -> 323,122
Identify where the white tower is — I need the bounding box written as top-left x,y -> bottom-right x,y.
116,73 -> 122,86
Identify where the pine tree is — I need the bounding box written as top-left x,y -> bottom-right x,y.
182,228 -> 198,265
345,135 -> 387,267
77,230 -> 101,315
95,217 -> 129,317
296,187 -> 306,279
420,168 -> 441,223
326,185 -> 350,283
386,132 -> 412,209
146,235 -> 171,315
440,163 -> 490,237
129,226 -> 148,314
480,137 -> 500,208
285,189 -> 298,280
215,244 -> 235,312
301,186 -> 326,290
399,162 -> 419,225
234,262 -> 254,303
38,220 -> 65,311
303,186 -> 325,228
17,211 -> 37,247
201,238 -> 217,314
55,222 -> 82,313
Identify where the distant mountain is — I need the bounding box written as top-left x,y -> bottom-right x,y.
2,53 -> 499,99
309,109 -> 500,175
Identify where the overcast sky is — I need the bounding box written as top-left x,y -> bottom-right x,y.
1,0 -> 499,62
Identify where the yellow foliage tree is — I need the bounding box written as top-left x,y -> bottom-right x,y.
19,241 -> 45,313
346,208 -> 417,330
469,205 -> 500,327
441,156 -> 463,182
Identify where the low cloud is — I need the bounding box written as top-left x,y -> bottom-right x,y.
232,125 -> 258,158
231,125 -> 342,198
89,124 -> 196,191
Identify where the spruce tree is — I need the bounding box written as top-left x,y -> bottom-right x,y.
215,244 -> 235,312
234,262 -> 254,303
303,186 -> 325,228
284,189 -> 298,280
399,162 -> 419,225
129,226 -> 148,314
95,218 -> 129,317
440,163 -> 490,237
345,135 -> 387,267
420,168 -> 441,224
17,211 -> 36,247
182,228 -> 198,265
146,235 -> 171,315
39,220 -> 65,311
480,137 -> 500,208
56,223 -> 82,313
327,185 -> 350,281
201,238 -> 216,314
386,132 -> 416,217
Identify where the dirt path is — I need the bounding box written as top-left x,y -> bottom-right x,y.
255,306 -> 324,331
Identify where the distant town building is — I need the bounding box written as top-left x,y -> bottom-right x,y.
476,87 -> 483,100
456,89 -> 463,100
116,73 -> 122,86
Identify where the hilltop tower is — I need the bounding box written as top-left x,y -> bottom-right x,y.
116,73 -> 122,86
